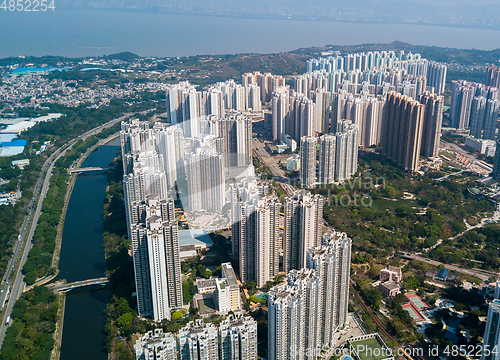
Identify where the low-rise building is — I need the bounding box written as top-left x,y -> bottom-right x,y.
194,263 -> 241,313
284,135 -> 297,152
221,263 -> 241,311
465,136 -> 497,157
379,280 -> 401,299
425,267 -> 439,279
286,154 -> 300,171
379,266 -> 402,283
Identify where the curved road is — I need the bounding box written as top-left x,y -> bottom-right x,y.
0,111 -> 151,347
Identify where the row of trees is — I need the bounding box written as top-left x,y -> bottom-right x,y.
1,286 -> 59,360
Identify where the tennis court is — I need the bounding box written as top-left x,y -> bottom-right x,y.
197,298 -> 216,314
402,303 -> 424,321
406,293 -> 429,310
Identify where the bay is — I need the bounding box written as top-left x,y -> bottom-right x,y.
1,10 -> 500,58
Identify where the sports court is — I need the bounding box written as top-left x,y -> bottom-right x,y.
197,298 -> 216,314
406,293 -> 429,310
402,303 -> 425,321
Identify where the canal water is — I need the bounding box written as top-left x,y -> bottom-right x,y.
57,138 -> 120,360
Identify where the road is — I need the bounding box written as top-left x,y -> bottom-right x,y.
399,252 -> 500,282
0,111 -> 146,347
440,139 -> 489,176
252,138 -> 286,177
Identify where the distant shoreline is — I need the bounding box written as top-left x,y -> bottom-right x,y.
40,7 -> 500,33
1,10 -> 499,58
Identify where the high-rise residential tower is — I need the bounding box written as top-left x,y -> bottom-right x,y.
219,315 -> 258,360
334,120 -> 359,182
129,197 -> 182,321
418,91 -> 444,158
185,146 -> 225,212
492,140 -> 500,180
486,65 -> 500,90
318,134 -> 336,184
154,123 -> 185,188
381,92 -> 424,172
272,87 -> 290,142
299,136 -> 317,187
268,231 -> 352,360
470,97 -> 500,141
179,320 -> 219,360
232,182 -> 280,287
284,190 -> 324,272
427,62 -> 447,94
450,80 -> 498,130
481,299 -> 500,360
134,329 -> 177,360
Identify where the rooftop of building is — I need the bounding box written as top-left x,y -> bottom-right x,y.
425,268 -> 439,277
380,280 -> 400,291
178,229 -> 213,248
383,266 -> 401,273
221,263 -> 238,288
196,278 -> 217,290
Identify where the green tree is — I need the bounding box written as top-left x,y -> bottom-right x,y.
117,312 -> 134,327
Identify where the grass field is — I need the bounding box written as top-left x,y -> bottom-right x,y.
350,337 -> 391,360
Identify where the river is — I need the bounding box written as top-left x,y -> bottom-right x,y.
57,139 -> 120,360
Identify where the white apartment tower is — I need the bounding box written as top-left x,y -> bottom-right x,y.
231,181 -> 279,287
299,136 -> 317,187
272,87 -> 290,142
219,315 -> 258,360
134,329 -> 177,360
129,197 -> 183,321
268,231 -> 352,360
318,134 -> 336,184
185,147 -> 225,212
284,190 -> 324,272
418,92 -> 444,158
427,61 -> 447,94
179,320 -> 219,360
481,299 -> 500,360
154,123 -> 185,188
334,120 -> 359,182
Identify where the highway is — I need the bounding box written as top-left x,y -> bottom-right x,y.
252,138 -> 287,177
0,111 -> 148,347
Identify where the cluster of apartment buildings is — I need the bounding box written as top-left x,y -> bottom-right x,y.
129,50 -> 462,360
135,315 -> 257,360
268,231 -> 351,360
121,111 -> 254,322
272,51 -> 447,175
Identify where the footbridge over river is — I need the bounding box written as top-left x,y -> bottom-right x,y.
70,167 -> 109,174
47,277 -> 109,292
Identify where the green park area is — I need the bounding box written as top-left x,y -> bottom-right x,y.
349,337 -> 390,360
